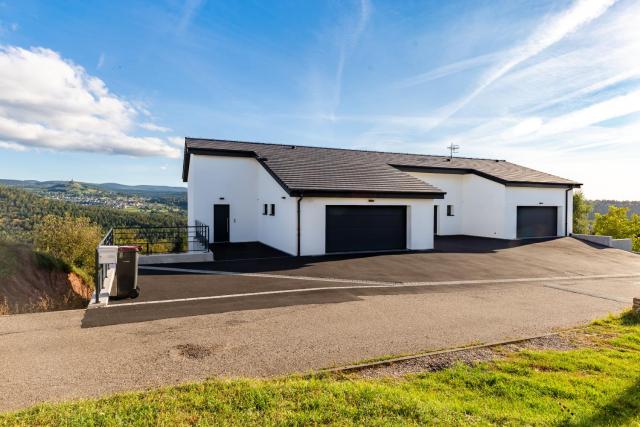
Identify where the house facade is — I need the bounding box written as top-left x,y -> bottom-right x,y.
183,138 -> 581,256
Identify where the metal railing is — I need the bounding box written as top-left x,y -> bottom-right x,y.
93,224 -> 209,303
111,225 -> 209,255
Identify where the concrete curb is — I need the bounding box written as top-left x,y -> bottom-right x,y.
318,327 -> 587,375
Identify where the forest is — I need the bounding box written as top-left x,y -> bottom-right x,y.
0,185 -> 186,242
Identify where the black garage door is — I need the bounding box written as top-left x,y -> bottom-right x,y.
517,206 -> 558,238
326,206 -> 407,253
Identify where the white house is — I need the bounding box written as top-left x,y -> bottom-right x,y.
183,138 -> 581,256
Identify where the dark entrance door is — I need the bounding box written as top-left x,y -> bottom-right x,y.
516,206 -> 557,238
434,205 -> 438,235
325,205 -> 407,253
213,204 -> 230,242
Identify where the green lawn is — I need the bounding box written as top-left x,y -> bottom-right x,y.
2,312 -> 640,426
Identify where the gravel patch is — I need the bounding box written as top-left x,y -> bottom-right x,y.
353,333 -> 577,378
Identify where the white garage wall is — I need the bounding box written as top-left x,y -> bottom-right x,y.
407,172 -> 463,235
409,170 -> 572,239
299,197 -> 434,256
505,187 -> 571,239
187,155 -> 259,243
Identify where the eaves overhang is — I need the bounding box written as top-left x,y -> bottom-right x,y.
391,165 -> 582,189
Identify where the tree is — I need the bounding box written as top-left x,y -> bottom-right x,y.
33,214 -> 103,281
572,191 -> 592,234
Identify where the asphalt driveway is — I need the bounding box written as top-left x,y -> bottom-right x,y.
1,236 -> 639,412
90,237 -> 640,327
147,236 -> 640,282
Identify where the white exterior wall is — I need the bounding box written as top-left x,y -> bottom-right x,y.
188,155 -> 298,254
188,155 -> 574,256
462,174 -> 507,238
299,197 -> 434,256
407,172 -> 463,235
256,167 -> 297,255
188,155 -> 259,243
409,171 -> 572,239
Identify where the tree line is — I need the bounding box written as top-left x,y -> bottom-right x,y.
0,185 -> 186,242
573,192 -> 640,252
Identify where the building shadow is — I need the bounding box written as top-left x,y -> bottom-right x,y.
143,236 -> 582,275
81,281 -> 488,328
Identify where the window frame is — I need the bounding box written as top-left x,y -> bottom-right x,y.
447,205 -> 454,216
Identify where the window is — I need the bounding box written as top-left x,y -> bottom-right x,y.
447,205 -> 454,216
270,204 -> 275,216
262,204 -> 268,215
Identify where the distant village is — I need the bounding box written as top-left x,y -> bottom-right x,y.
43,191 -> 150,210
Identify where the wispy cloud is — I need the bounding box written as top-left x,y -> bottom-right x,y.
433,0 -> 616,129
0,45 -> 180,158
331,0 -> 371,114
304,0 -> 371,121
177,0 -> 205,33
96,52 -> 105,69
395,50 -> 508,88
140,122 -> 171,132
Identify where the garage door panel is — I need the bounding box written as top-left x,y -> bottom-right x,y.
517,206 -> 557,238
326,206 -> 407,253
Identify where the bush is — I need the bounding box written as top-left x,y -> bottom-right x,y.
593,206 -> 640,252
33,214 -> 103,285
572,191 -> 592,234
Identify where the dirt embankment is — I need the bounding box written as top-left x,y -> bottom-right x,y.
0,243 -> 92,315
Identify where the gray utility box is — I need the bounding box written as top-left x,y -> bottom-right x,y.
111,246 -> 140,299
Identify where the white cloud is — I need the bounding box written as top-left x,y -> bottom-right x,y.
140,122 -> 171,132
0,46 -> 180,158
0,141 -> 26,151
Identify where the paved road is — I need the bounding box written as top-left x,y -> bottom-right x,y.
1,275 -> 637,412
1,238 -> 639,412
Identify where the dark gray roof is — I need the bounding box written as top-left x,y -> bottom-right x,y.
183,138 -> 580,197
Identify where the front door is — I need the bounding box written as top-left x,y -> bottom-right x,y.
213,204 -> 230,242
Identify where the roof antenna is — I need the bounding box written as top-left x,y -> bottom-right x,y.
447,143 -> 460,160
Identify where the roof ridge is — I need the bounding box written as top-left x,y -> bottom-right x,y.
185,136 -> 506,162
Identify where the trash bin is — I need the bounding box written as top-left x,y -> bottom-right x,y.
111,246 -> 140,299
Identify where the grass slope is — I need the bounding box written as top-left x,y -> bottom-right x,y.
2,312 -> 639,426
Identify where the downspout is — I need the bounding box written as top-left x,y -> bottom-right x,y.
565,187 -> 571,236
297,195 -> 303,256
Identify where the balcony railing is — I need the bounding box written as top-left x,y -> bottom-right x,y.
112,224 -> 209,255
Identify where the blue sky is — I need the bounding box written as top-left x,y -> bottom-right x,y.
0,0 -> 638,199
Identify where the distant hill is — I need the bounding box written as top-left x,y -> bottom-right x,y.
589,200 -> 640,219
0,179 -> 187,212
0,185 -> 186,242
0,179 -> 186,194
96,182 -> 187,194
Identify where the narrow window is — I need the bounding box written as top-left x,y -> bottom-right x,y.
263,204 -> 268,215
447,205 -> 454,216
270,204 -> 275,216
